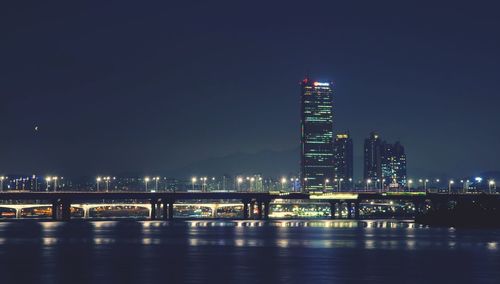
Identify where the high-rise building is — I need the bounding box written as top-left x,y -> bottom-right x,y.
381,141 -> 407,188
300,77 -> 334,192
364,132 -> 382,182
364,132 -> 407,189
333,132 -> 353,188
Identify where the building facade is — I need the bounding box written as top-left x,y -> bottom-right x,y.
364,132 -> 382,182
364,132 -> 407,189
381,141 -> 407,188
300,77 -> 334,192
333,132 -> 353,189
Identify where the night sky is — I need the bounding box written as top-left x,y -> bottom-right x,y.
1,1 -> 499,178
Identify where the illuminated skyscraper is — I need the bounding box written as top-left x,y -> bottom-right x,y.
300,77 -> 334,192
364,132 -> 407,189
381,141 -> 407,188
333,132 -> 353,188
364,132 -> 382,181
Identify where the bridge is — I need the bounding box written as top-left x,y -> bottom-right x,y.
0,191 -> 498,221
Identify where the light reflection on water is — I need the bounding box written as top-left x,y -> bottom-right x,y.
0,220 -> 499,283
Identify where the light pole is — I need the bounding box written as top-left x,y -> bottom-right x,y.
96,177 -> 101,192
201,177 -> 207,192
144,177 -> 150,192
237,177 -> 243,191
475,177 -> 482,193
448,180 -> 454,194
324,179 -> 330,191
250,177 -> 255,192
104,176 -> 111,192
192,177 -> 197,191
53,177 -> 58,192
45,177 -> 51,192
366,179 -> 372,191
303,178 -> 308,192
154,177 -> 160,192
0,176 -> 5,192
489,180 -> 496,194
281,177 -> 287,191
338,178 -> 344,192
408,179 -> 413,191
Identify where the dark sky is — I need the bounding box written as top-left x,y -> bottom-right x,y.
1,1 -> 499,178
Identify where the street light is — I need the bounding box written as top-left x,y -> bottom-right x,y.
324,178 -> 330,191
201,177 -> 207,192
237,177 -> 243,191
0,176 -> 5,192
144,177 -> 150,191
408,179 -> 413,191
303,177 -> 308,191
45,176 -> 52,191
154,177 -> 160,192
104,176 -> 111,192
52,177 -> 58,192
96,177 -> 102,192
489,180 -> 496,194
475,177 -> 483,193
338,178 -> 344,192
249,177 -> 255,192
281,177 -> 287,191
366,179 -> 372,191
448,180 -> 454,194
191,177 -> 197,191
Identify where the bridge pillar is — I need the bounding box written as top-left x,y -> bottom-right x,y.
242,201 -> 249,219
250,201 -> 256,219
257,201 -> 263,219
51,201 -> 59,220
150,200 -> 157,220
354,201 -> 360,219
168,202 -> 174,220
329,201 -> 336,219
162,202 -> 169,220
214,204 -> 220,218
347,202 -> 353,219
263,201 -> 270,220
61,201 -> 71,221
83,206 -> 89,219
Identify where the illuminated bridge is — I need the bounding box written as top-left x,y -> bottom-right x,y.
0,191 -> 497,221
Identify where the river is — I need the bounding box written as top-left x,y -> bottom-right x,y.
0,220 -> 499,283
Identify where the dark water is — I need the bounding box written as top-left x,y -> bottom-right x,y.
0,220 -> 499,283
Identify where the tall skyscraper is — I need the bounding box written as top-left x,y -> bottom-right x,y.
364,132 -> 382,182
333,132 -> 353,188
364,132 -> 407,189
381,141 -> 407,188
300,77 -> 334,192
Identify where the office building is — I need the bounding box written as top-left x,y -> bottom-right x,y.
300,77 -> 334,192
333,132 -> 353,189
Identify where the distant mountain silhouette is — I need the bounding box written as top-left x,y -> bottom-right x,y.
167,148 -> 299,178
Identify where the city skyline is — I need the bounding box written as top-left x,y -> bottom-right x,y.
1,2 -> 499,179
2,2 -> 500,284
